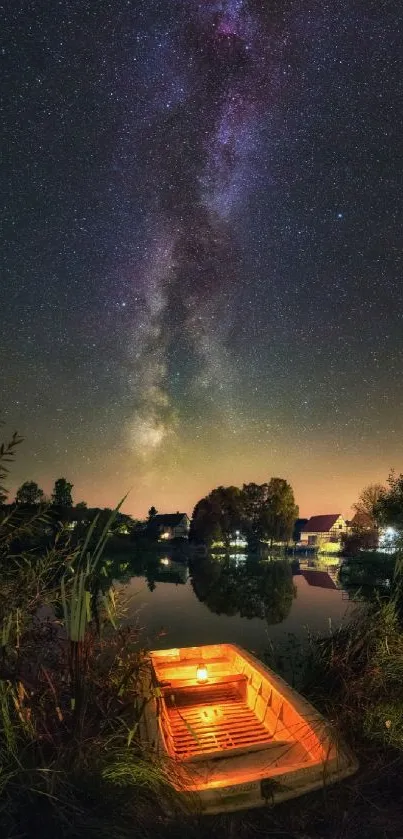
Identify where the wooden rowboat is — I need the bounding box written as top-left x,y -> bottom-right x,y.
141,643 -> 357,814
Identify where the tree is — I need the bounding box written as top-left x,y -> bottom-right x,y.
210,486 -> 243,547
341,529 -> 379,557
343,482 -> 385,554
76,501 -> 88,509
52,478 -> 73,507
148,506 -> 158,520
241,482 -> 269,545
191,479 -> 298,549
190,486 -> 243,547
374,472 -> 403,532
190,497 -> 222,545
354,483 -> 385,527
261,478 -> 299,547
15,480 -> 44,505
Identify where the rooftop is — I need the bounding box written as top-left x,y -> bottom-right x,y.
301,514 -> 342,533
148,513 -> 188,528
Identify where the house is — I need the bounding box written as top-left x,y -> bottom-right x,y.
293,518 -> 309,543
147,513 -> 190,541
300,514 -> 347,548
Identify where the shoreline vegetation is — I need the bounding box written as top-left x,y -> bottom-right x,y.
1,434 -> 403,837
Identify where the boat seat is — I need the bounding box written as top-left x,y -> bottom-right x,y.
161,673 -> 247,693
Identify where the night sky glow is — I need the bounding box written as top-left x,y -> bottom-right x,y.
2,0 -> 403,517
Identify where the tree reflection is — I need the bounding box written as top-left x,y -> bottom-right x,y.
338,556 -> 396,603
101,550 -> 188,590
190,557 -> 296,625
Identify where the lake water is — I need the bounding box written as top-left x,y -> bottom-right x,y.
115,553 -> 356,661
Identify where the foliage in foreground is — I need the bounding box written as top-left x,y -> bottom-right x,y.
302,578 -> 403,753
2,427 -> 403,839
0,432 -> 184,838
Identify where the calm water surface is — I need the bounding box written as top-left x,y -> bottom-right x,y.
116,555 -> 356,659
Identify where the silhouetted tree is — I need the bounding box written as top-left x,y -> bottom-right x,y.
374,472 -> 403,532
190,497 -> 221,544
76,500 -> 88,509
241,482 -> 269,545
15,480 -> 44,505
51,478 -> 73,507
261,478 -> 299,547
190,486 -> 243,547
341,529 -> 379,556
354,483 -> 385,527
148,506 -> 158,520
191,478 -> 298,549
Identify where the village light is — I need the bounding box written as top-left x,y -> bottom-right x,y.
196,663 -> 208,683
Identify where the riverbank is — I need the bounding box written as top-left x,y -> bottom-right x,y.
145,584 -> 403,839
2,579 -> 402,838
1,493 -> 402,838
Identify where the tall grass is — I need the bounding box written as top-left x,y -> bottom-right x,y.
299,559 -> 403,753
0,433 -> 184,838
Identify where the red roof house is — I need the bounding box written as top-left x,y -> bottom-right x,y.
300,514 -> 347,546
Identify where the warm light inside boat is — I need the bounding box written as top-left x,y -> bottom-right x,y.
144,644 -> 357,815
196,663 -> 208,683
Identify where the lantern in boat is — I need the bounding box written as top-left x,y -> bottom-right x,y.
196,663 -> 208,683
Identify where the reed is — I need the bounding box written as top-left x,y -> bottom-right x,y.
0,433 -> 184,838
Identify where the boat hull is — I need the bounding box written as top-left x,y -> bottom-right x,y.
141,643 -> 358,814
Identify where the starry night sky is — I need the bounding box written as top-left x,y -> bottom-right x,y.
2,0 -> 403,517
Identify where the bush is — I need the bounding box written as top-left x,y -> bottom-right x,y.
301,571 -> 403,752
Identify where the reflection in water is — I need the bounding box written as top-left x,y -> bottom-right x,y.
107,551 -> 296,621
105,551 -> 189,590
338,555 -> 395,602
105,549 -> 398,612
104,549 -> 361,658
190,557 -> 296,625
211,553 -> 249,562
145,557 -> 189,590
300,570 -> 338,590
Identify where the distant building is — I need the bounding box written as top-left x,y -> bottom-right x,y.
146,513 -> 190,541
300,514 -> 347,548
293,518 -> 309,543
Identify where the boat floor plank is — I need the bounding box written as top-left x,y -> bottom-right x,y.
166,695 -> 277,760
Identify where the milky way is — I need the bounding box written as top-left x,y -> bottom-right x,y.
128,0 -> 274,456
2,0 -> 403,515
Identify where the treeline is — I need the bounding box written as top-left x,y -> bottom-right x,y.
10,477 -> 76,507
2,475 -> 136,542
190,478 -> 298,548
343,475 -> 403,555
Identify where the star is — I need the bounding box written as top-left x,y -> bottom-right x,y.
1,0 -> 401,520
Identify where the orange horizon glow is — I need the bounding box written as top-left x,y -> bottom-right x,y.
6,415 -> 402,521
8,447 -> 399,521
